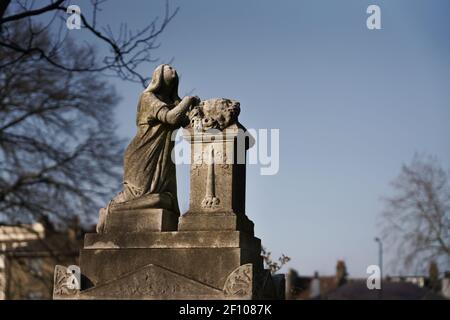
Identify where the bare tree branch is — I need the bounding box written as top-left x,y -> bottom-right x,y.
0,0 -> 12,21
0,0 -> 178,87
0,0 -> 65,22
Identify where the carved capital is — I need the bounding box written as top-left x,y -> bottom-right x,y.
187,98 -> 240,132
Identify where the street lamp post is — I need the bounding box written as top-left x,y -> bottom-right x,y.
374,237 -> 383,299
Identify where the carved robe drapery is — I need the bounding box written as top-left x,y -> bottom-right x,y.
111,91 -> 181,214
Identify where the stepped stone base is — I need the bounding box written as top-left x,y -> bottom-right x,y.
54,229 -> 279,299
54,262 -> 276,300
80,230 -> 262,290
84,230 -> 259,249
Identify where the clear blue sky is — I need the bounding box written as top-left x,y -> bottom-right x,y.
75,0 -> 450,277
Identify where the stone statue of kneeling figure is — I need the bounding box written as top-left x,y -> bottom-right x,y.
97,64 -> 199,233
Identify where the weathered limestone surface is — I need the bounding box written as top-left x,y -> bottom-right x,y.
80,239 -> 262,292
83,231 -> 259,249
55,263 -> 275,300
103,208 -> 178,233
54,65 -> 278,300
178,124 -> 254,235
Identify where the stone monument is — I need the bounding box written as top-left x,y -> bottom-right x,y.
53,64 -> 277,299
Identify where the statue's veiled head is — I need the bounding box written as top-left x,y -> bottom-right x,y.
145,64 -> 180,103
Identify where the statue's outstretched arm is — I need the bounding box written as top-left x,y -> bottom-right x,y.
156,96 -> 197,126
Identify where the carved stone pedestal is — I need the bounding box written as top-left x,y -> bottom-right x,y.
179,125 -> 254,234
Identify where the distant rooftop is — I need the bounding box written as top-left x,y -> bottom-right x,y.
327,280 -> 445,300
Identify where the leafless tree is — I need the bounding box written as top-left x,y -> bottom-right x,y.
381,154 -> 450,274
0,23 -> 125,226
0,1 -> 178,226
0,0 -> 178,87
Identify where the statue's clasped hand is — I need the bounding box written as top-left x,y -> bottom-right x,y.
185,95 -> 201,111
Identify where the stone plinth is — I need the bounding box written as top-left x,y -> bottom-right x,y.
104,209 -> 178,233
178,124 -> 254,234
78,230 -> 263,297
51,227 -> 275,299
83,230 -> 259,249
